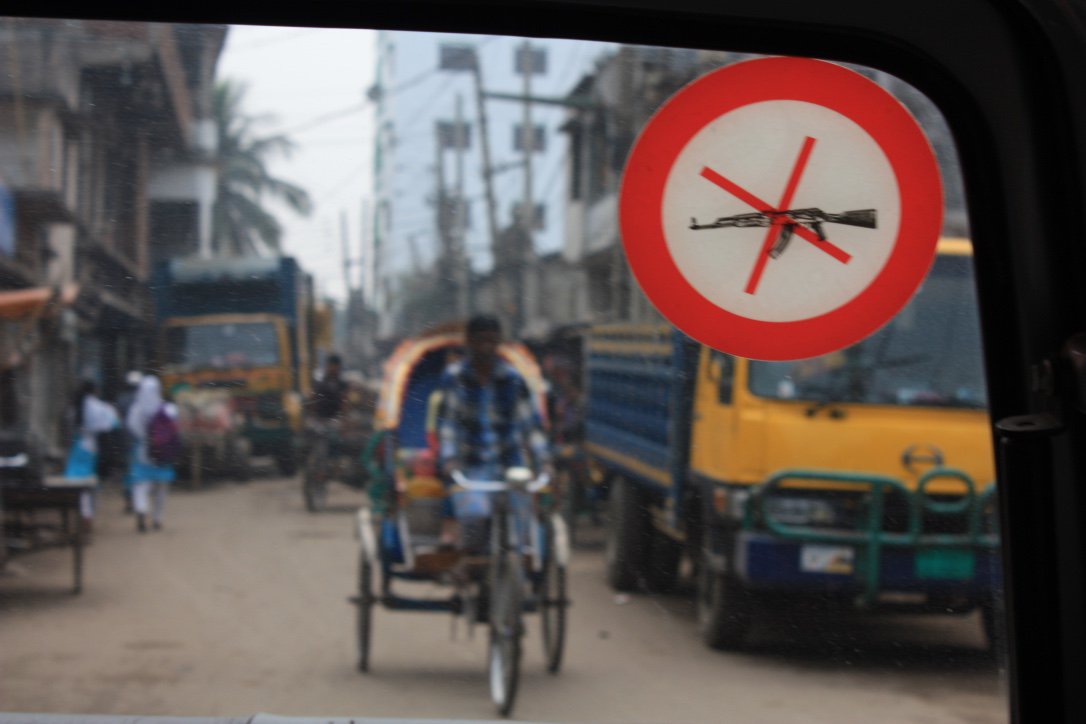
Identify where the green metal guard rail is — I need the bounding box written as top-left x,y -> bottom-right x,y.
743,467 -> 999,606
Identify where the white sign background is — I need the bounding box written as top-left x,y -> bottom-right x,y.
662,100 -> 901,323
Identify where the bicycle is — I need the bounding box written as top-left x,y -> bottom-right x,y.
452,468 -> 565,715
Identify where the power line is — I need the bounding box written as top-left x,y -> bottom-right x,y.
313,159 -> 371,204
269,57 -> 470,138
281,103 -> 368,136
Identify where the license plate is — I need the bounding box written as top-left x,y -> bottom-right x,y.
800,544 -> 855,575
915,548 -> 975,580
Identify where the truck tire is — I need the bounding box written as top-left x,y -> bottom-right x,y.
697,545 -> 752,650
276,449 -> 298,477
230,438 -> 252,482
232,455 -> 252,482
980,594 -> 1005,656
645,529 -> 683,592
605,475 -> 648,591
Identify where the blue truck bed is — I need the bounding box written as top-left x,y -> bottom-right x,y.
152,256 -> 301,322
583,326 -> 698,511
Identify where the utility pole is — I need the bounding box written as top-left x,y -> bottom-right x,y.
341,209 -> 358,365
358,198 -> 368,298
340,209 -> 353,296
453,94 -> 471,317
519,40 -> 537,338
434,119 -> 458,319
406,234 -> 422,275
469,52 -> 501,308
357,197 -> 371,372
440,43 -> 498,323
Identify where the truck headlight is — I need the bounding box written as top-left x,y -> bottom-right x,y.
711,486 -> 751,520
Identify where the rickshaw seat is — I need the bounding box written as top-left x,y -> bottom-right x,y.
396,449 -> 447,540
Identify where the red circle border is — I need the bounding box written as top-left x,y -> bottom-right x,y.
619,57 -> 943,361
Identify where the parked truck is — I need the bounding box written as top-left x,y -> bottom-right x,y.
153,256 -> 321,477
586,238 -> 1002,649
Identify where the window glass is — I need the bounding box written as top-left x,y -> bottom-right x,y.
0,19 -> 1006,724
163,322 -> 281,370
749,254 -> 987,408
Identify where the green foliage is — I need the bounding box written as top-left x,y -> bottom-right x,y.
212,79 -> 313,256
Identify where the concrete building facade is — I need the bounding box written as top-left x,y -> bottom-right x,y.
0,19 -> 225,459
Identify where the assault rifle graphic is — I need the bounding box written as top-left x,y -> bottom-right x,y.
689,208 -> 877,259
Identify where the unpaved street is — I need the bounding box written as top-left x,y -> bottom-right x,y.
1,477 -> 1007,722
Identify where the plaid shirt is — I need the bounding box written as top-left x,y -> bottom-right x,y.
435,359 -> 550,472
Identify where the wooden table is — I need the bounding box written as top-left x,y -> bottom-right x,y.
1,476 -> 96,594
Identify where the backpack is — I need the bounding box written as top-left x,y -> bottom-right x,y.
147,406 -> 181,466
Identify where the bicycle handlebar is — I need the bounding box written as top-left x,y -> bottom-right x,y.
450,469 -> 551,494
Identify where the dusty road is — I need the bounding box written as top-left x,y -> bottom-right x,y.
1,476 -> 1007,722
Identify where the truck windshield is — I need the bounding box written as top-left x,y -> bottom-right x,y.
163,322 -> 281,370
748,253 -> 987,408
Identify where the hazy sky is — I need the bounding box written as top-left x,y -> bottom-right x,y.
217,24 -> 378,303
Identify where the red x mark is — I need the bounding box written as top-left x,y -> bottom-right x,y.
700,136 -> 852,295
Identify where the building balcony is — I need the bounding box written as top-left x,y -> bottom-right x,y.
584,191 -> 619,257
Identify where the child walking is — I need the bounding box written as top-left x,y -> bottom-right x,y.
126,375 -> 177,532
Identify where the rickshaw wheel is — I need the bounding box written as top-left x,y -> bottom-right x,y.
541,518 -> 568,673
304,438 -> 329,512
356,554 -> 374,672
489,548 -> 522,716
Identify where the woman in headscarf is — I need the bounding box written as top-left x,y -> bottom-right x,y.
65,380 -> 120,530
126,375 -> 177,532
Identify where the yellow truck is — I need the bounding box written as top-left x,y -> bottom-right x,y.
154,256 -> 325,477
585,238 -> 1001,648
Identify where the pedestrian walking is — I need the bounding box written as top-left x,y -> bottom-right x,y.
64,380 -> 120,534
126,374 -> 179,533
114,370 -> 143,513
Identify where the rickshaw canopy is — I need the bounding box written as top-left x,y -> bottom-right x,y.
374,330 -> 548,439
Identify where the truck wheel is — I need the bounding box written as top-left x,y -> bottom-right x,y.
230,439 -> 252,482
980,595 -> 1005,655
645,531 -> 683,592
605,475 -> 648,592
233,456 -> 252,483
697,546 -> 751,650
276,450 -> 298,477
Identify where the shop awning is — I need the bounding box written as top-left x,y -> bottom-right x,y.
0,284 -> 79,320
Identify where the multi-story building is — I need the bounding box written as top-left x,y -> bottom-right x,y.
558,45 -> 705,325
371,31 -> 611,340
0,19 -> 224,458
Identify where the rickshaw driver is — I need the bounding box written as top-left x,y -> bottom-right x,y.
435,315 -> 552,547
309,353 -> 348,421
304,353 -> 350,457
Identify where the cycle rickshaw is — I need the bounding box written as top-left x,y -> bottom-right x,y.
352,329 -> 570,717
302,374 -> 377,512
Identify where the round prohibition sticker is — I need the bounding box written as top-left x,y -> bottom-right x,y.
619,57 -> 943,360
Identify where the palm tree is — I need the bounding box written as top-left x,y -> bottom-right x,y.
212,79 -> 312,256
